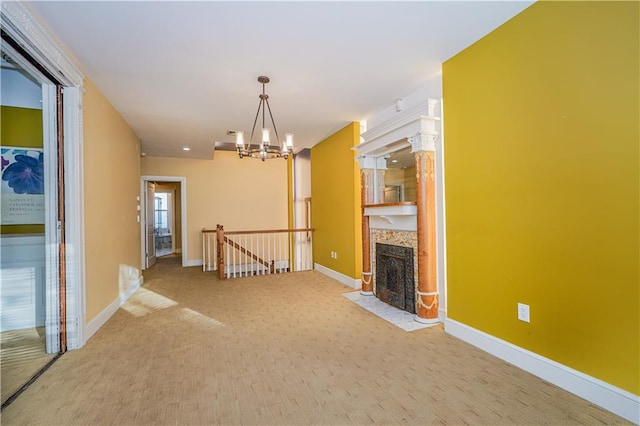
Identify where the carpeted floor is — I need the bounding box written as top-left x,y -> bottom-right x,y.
0,256 -> 630,425
1,327 -> 55,405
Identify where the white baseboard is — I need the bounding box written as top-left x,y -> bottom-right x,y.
445,319 -> 639,424
84,276 -> 143,344
186,259 -> 203,267
84,296 -> 119,343
314,263 -> 361,289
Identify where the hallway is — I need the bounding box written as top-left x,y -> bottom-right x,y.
1,258 -> 628,425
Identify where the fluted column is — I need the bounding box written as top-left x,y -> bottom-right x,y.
360,167 -> 374,294
409,119 -> 439,322
357,156 -> 384,295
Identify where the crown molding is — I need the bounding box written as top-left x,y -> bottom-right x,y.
1,1 -> 83,86
361,101 -> 430,143
357,98 -> 440,157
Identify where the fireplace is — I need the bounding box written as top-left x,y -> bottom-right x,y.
375,243 -> 415,314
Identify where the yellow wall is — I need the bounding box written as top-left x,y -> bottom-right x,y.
287,156 -> 294,230
0,106 -> 45,234
1,106 -> 42,147
310,122 -> 362,279
141,150 -> 288,263
443,1 -> 639,394
83,79 -> 142,322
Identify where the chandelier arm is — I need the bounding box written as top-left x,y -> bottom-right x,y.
264,98 -> 281,146
249,98 -> 263,148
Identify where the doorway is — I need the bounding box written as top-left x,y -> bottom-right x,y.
153,188 -> 175,257
0,51 -> 56,405
140,176 -> 187,269
1,2 -> 87,410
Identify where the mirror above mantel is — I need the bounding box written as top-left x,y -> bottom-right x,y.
356,97 -> 441,207
382,145 -> 416,204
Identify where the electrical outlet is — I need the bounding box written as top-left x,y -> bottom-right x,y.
330,251 -> 335,259
517,303 -> 530,323
334,252 -> 338,259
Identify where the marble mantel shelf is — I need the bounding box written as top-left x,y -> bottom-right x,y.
364,202 -> 417,217
364,202 -> 417,231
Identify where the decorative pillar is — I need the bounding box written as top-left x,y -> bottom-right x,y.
360,167 -> 374,295
357,156 -> 386,295
409,99 -> 440,323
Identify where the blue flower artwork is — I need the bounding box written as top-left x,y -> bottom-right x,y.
2,152 -> 44,194
1,147 -> 45,225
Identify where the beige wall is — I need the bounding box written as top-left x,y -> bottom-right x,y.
83,78 -> 142,322
141,151 -> 288,264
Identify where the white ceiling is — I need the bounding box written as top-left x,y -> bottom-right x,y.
27,1 -> 533,159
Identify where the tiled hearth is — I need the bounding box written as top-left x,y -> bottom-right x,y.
342,291 -> 433,332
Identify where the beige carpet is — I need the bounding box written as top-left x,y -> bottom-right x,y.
1,327 -> 55,405
1,256 -> 630,425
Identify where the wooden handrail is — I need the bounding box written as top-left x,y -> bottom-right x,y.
203,224 -> 314,279
202,227 -> 314,235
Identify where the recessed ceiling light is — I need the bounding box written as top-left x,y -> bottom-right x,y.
183,147 -> 191,151
391,159 -> 398,163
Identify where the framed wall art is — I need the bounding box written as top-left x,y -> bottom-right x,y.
1,146 -> 45,225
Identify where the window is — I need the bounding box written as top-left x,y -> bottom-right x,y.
154,192 -> 171,236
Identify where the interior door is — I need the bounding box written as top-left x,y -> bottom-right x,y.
145,182 -> 156,268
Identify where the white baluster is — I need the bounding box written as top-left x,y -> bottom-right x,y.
233,237 -> 237,278
279,233 -> 283,273
225,241 -> 229,279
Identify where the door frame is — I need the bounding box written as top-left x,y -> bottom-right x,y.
140,176 -> 188,268
144,181 -> 157,269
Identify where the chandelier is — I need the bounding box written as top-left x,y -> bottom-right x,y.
236,76 -> 293,161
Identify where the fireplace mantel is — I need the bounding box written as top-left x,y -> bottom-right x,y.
356,96 -> 441,323
364,202 -> 417,231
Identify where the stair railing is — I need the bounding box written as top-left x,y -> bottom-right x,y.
202,225 -> 314,279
